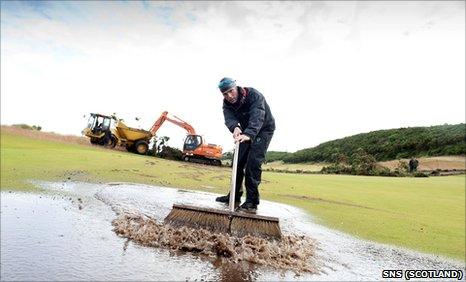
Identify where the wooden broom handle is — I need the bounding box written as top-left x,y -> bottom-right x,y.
229,141 -> 240,212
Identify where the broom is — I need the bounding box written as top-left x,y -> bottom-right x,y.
164,141 -> 281,239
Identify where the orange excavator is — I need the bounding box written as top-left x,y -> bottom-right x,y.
150,111 -> 223,166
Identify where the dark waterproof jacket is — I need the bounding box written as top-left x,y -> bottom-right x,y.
222,87 -> 275,140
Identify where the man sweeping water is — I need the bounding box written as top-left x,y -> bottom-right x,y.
216,77 -> 276,213
164,77 -> 281,239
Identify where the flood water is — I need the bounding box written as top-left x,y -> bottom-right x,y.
1,181 -> 464,281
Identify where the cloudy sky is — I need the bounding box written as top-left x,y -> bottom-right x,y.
1,1 -> 464,152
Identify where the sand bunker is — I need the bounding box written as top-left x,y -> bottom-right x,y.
112,214 -> 318,274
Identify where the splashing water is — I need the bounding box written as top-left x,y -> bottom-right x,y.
112,213 -> 318,274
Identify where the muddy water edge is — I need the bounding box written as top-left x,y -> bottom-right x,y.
1,182 -> 321,281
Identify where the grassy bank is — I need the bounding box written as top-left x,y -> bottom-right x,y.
263,161 -> 328,173
264,157 -> 466,174
1,129 -> 464,261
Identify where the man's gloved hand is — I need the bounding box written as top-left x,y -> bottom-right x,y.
233,127 -> 242,139
235,134 -> 251,143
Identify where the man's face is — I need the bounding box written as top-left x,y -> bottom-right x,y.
223,87 -> 238,104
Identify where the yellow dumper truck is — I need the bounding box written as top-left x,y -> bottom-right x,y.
82,113 -> 152,154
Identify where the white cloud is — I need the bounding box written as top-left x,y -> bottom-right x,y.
1,1 -> 464,152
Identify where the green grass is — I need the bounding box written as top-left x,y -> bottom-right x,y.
263,161 -> 328,172
262,173 -> 465,261
1,132 -> 465,261
0,133 -> 231,192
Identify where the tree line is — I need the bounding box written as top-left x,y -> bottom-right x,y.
266,123 -> 465,163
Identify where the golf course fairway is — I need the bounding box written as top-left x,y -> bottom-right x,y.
1,129 -> 464,261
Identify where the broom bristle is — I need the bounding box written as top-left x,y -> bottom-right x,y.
164,204 -> 282,239
230,217 -> 282,239
164,206 -> 230,233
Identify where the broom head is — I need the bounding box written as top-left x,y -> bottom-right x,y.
164,204 -> 281,239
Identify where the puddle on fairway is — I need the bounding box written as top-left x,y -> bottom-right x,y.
1,181 -> 464,281
112,214 -> 317,274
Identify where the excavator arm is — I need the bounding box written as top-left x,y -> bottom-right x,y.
150,111 -> 197,136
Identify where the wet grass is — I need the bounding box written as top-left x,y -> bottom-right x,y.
262,173 -> 465,261
1,131 -> 465,261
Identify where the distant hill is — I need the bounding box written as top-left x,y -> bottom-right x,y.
267,124 -> 465,163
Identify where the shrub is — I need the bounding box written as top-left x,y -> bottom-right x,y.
414,172 -> 429,177
222,150 -> 233,161
321,150 -> 412,177
157,145 -> 183,161
321,163 -> 353,175
396,160 -> 409,173
373,167 -> 395,177
266,151 -> 292,162
350,148 -> 377,175
12,124 -> 42,131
